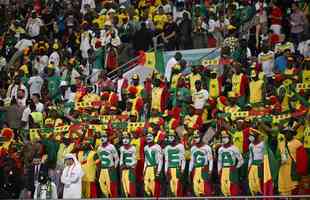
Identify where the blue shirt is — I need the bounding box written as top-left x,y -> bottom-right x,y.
275,55 -> 287,73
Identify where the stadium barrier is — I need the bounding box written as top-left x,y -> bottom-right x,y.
4,196 -> 310,200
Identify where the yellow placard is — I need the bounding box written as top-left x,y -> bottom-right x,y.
296,83 -> 310,91
127,122 -> 145,132
202,58 -> 220,67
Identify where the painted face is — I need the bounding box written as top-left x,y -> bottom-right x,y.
122,138 -> 130,145
167,135 -> 175,143
146,134 -> 154,143
222,137 -> 229,144
100,136 -> 108,144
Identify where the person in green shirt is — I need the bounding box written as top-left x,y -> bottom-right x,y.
46,67 -> 61,102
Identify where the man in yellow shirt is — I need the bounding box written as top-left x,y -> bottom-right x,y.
249,70 -> 265,106
153,6 -> 168,32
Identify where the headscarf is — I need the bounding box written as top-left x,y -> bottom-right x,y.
63,153 -> 84,179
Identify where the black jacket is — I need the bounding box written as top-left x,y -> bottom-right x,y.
26,163 -> 48,196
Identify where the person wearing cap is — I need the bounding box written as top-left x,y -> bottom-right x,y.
119,132 -> 137,197
143,131 -> 163,197
247,128 -> 265,195
164,130 -> 185,197
188,131 -> 213,196
61,154 -> 84,199
208,69 -> 222,100
277,127 -> 308,195
249,69 -> 265,106
77,137 -> 98,198
218,131 -> 244,196
97,131 -> 119,197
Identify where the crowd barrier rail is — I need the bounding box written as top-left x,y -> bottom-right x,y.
4,195 -> 310,200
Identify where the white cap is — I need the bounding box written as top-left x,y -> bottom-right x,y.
120,5 -> 126,9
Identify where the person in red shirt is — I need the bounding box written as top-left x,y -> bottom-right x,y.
269,1 -> 283,35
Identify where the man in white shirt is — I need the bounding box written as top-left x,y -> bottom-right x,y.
6,78 -> 28,101
34,54 -> 49,74
258,45 -> 275,80
32,93 -> 44,112
28,69 -> 44,96
26,11 -> 43,38
165,52 -> 182,82
192,80 -> 209,110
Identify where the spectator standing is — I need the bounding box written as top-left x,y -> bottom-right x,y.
133,22 -> 153,52
178,12 -> 193,50
290,3 -> 308,48
28,69 -> 44,97
61,154 -> 84,199
26,155 -> 49,198
269,1 -> 283,35
26,11 -> 43,39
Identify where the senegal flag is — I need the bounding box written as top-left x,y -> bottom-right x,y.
263,142 -> 278,199
138,51 -> 165,75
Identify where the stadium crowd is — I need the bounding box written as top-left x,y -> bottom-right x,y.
0,0 -> 310,199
